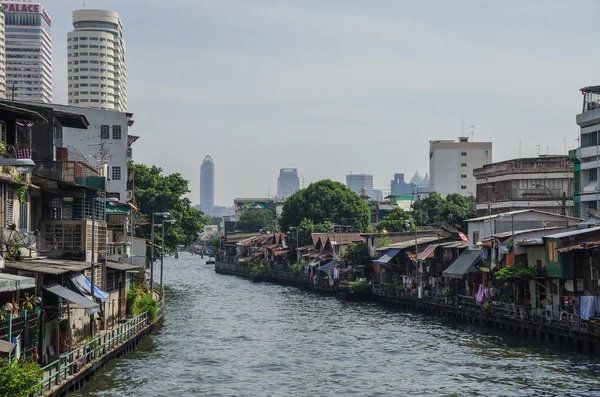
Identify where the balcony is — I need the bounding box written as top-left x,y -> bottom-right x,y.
38,219 -> 107,262
34,160 -> 100,184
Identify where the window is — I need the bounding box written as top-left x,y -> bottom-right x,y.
6,189 -> 13,226
461,163 -> 467,167
100,125 -> 109,139
472,231 -> 479,245
590,168 -> 598,182
547,241 -> 559,262
461,185 -> 467,189
19,198 -> 28,231
112,125 -> 121,139
461,174 -> 467,178
460,152 -> 467,156
112,166 -> 121,181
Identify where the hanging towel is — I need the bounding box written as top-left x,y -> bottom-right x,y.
580,296 -> 595,321
476,285 -> 484,303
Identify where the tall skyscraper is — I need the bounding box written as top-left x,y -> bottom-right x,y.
0,7 -> 6,98
429,137 -> 492,197
346,174 -> 374,198
277,168 -> 299,199
200,155 -> 215,215
3,1 -> 52,102
67,9 -> 127,111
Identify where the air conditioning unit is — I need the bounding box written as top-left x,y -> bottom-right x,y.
125,190 -> 133,201
590,257 -> 598,280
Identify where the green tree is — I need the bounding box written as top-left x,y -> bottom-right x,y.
133,163 -> 209,252
236,209 -> 275,233
411,192 -> 444,226
280,180 -> 371,233
296,218 -> 333,247
0,359 -> 43,397
377,208 -> 413,232
340,242 -> 369,266
209,216 -> 222,226
440,194 -> 476,231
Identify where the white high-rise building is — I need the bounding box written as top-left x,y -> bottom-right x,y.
429,137 -> 492,197
3,1 -> 52,102
346,174 -> 374,198
67,9 -> 127,111
277,168 -> 299,199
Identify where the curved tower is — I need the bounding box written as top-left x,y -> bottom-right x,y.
67,9 -> 127,111
200,155 -> 215,215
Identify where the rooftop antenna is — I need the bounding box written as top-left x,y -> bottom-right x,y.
267,185 -> 271,198
83,0 -> 86,9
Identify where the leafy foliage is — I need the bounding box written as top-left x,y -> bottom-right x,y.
495,265 -> 537,282
249,263 -> 266,277
377,208 -> 414,232
133,163 -> 209,252
236,209 -> 275,233
279,180 -> 371,234
341,243 -> 369,266
411,192 -> 475,231
376,235 -> 393,249
0,359 -> 43,397
296,218 -> 333,247
127,286 -> 158,321
20,293 -> 37,312
348,280 -> 369,292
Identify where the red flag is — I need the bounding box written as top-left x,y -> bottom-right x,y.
458,232 -> 468,242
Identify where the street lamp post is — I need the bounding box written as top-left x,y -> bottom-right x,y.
160,219 -> 175,296
150,212 -> 170,291
90,197 -> 119,338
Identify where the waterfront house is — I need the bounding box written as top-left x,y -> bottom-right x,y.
466,210 -> 582,251
543,226 -> 600,316
361,230 -> 445,258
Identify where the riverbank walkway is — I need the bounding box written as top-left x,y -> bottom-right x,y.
37,298 -> 164,396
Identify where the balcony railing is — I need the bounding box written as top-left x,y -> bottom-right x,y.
34,160 -> 100,183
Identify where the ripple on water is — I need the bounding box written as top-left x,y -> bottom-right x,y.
70,254 -> 600,397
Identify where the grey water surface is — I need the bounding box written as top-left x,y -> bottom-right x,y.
71,253 -> 600,397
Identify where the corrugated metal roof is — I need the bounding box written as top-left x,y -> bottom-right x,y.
376,236 -> 441,251
6,259 -> 91,275
467,209 -> 582,222
491,226 -> 566,239
557,240 -> 600,253
543,226 -> 600,240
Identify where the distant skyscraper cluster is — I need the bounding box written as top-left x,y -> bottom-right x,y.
277,168 -> 300,199
200,155 -> 215,215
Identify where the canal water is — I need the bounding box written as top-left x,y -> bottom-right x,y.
72,254 -> 600,397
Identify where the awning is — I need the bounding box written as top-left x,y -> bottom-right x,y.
71,273 -> 109,302
0,273 -> 35,292
375,248 -> 401,265
319,259 -> 338,273
417,245 -> 437,261
442,250 -> 481,279
43,284 -> 100,315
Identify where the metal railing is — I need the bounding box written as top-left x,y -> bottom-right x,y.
38,297 -> 164,394
374,284 -> 600,337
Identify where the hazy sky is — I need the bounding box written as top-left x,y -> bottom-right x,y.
49,0 -> 600,206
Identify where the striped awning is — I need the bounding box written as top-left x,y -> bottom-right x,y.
417,245 -> 438,261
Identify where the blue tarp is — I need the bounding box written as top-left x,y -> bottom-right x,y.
375,248 -> 401,265
319,259 -> 338,273
71,273 -> 110,302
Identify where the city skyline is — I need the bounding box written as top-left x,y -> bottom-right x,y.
41,1 -> 599,206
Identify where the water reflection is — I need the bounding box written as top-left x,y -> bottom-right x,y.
71,254 -> 600,397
